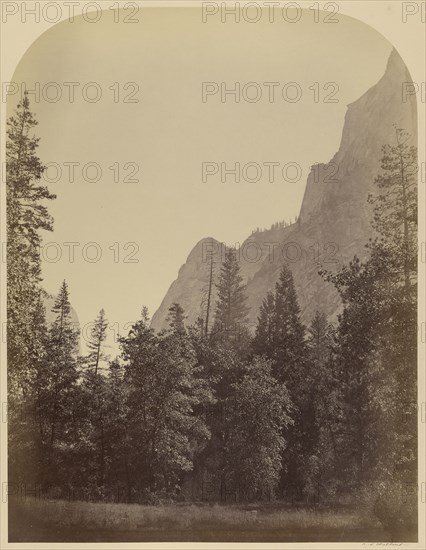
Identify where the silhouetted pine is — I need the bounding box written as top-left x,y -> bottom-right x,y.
302,311 -> 339,501
166,302 -> 186,335
86,309 -> 109,376
255,265 -> 306,387
39,281 -> 79,488
252,291 -> 275,357
212,247 -> 249,349
7,93 -> 55,397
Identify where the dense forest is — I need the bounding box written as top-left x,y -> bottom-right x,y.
7,94 -> 417,534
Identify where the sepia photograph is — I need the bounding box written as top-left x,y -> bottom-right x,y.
1,1 -> 425,547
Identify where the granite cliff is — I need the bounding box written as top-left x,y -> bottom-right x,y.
151,49 -> 417,332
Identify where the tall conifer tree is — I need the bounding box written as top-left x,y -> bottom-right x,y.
212,247 -> 249,346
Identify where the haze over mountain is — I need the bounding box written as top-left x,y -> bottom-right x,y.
151,49 -> 417,332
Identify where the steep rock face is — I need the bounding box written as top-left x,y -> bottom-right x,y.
151,49 -> 417,332
151,237 -> 222,332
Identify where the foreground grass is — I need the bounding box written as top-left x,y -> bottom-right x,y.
11,497 -> 373,531
9,497 -> 399,542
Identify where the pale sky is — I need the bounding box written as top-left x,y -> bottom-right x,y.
9,7 -> 392,353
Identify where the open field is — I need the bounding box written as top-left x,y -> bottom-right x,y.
8,497 -> 415,542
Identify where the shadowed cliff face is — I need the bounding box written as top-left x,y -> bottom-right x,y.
151,49 -> 417,332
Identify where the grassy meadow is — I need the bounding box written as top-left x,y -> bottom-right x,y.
8,496 -> 404,542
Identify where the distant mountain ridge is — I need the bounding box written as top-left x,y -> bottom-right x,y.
151,49 -> 417,332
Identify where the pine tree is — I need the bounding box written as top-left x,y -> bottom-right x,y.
271,264 -> 306,387
368,126 -> 417,295
252,291 -> 275,357
205,252 -> 215,337
308,311 -> 330,362
8,292 -> 50,485
212,247 -> 249,346
103,359 -> 129,498
79,309 -> 110,492
368,127 -> 417,414
86,309 -> 109,376
368,130 -> 417,505
166,303 -> 186,335
324,131 -> 418,532
252,264 -> 309,497
303,311 -> 340,500
41,281 -> 79,488
7,93 -> 55,396
50,280 -> 78,338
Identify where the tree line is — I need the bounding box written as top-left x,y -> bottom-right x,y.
251,217 -> 298,235
7,96 -> 417,532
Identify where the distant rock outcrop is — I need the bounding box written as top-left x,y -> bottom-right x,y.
151,49 -> 417,332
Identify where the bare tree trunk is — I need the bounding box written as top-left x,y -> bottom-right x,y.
205,254 -> 214,338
